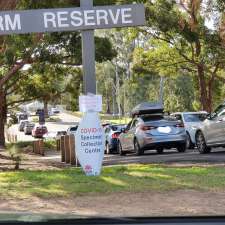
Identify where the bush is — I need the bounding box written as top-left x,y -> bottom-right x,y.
44,140 -> 56,150
7,141 -> 33,149
32,116 -> 61,123
7,145 -> 23,170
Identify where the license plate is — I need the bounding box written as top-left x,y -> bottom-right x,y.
157,126 -> 171,133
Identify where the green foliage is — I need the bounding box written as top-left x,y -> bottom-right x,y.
32,116 -> 61,123
7,145 -> 23,170
62,67 -> 83,111
44,140 -> 56,150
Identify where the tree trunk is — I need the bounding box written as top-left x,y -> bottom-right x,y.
115,61 -> 121,115
44,100 -> 49,118
207,82 -> 213,113
197,64 -> 210,112
0,89 -> 6,148
106,93 -> 111,114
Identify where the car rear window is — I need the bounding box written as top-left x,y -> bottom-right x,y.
141,115 -> 164,122
110,125 -> 125,131
70,127 -> 78,131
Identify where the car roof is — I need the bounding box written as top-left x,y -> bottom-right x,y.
172,111 -> 207,115
20,120 -> 29,123
35,125 -> 47,128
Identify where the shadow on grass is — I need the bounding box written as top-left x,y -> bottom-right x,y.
1,164 -> 225,199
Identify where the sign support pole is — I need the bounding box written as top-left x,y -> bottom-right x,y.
81,0 -> 96,95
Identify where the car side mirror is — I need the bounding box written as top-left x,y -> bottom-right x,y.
206,113 -> 212,120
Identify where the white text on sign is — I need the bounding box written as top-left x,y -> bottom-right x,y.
43,8 -> 133,29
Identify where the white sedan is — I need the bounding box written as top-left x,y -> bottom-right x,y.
172,112 -> 208,149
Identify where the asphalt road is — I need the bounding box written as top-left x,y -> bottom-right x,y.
7,112 -> 80,142
103,148 -> 225,166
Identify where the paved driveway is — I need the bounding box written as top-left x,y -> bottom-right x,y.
7,112 -> 80,142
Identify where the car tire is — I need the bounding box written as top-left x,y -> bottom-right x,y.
177,144 -> 186,152
134,139 -> 144,156
196,131 -> 211,154
118,141 -> 125,156
156,147 -> 164,154
186,133 -> 195,149
106,142 -> 111,154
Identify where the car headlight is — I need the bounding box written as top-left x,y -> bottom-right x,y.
191,126 -> 198,130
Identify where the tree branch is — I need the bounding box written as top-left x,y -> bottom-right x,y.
7,97 -> 37,107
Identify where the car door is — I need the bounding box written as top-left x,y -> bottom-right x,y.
120,120 -> 133,151
125,119 -> 139,151
105,127 -> 111,145
204,114 -> 225,144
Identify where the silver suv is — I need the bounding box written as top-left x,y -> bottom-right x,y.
195,102 -> 225,153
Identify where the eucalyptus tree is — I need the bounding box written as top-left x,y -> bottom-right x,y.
130,0 -> 225,112
0,0 -> 117,147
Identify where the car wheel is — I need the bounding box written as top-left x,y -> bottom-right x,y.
156,147 -> 164,154
177,144 -> 186,152
118,141 -> 125,156
196,131 -> 211,154
106,142 -> 111,154
186,133 -> 195,149
134,139 -> 144,156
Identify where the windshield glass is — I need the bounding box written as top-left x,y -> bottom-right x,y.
1,0 -> 225,222
110,125 -> 126,131
183,114 -> 206,122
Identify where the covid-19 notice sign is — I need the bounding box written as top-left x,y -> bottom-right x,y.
75,111 -> 105,176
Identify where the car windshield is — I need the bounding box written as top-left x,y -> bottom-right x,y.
183,114 -> 206,122
1,1 -> 225,223
212,105 -> 225,118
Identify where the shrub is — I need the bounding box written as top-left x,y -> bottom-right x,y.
7,145 -> 23,170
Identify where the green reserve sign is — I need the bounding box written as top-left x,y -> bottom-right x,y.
0,4 -> 145,35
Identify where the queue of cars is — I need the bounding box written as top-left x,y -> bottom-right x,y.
18,120 -> 48,138
17,107 -> 60,138
104,101 -> 225,156
15,101 -> 225,155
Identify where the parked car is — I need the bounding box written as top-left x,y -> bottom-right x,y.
18,120 -> 29,132
24,123 -> 35,135
32,125 -> 48,138
105,124 -> 126,154
67,125 -> 79,135
51,107 -> 60,114
17,113 -> 28,122
118,102 -> 187,156
171,112 -> 208,149
195,102 -> 225,154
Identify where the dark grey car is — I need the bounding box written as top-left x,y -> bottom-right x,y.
105,124 -> 126,154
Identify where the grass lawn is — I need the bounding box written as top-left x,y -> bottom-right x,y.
31,116 -> 61,123
1,164 -> 225,199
